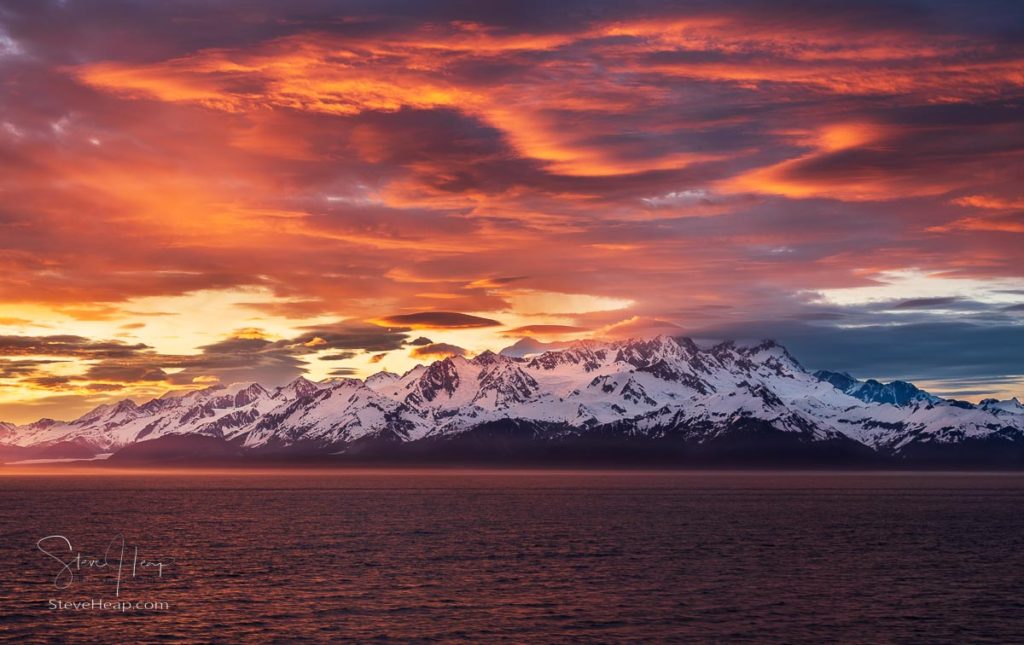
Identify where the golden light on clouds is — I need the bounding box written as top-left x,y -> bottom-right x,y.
1,1 -> 1023,421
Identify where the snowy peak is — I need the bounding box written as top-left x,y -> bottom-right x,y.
613,335 -> 684,368
814,370 -> 938,407
407,357 -> 464,405
74,398 -> 141,426
528,340 -> 611,372
814,370 -> 858,391
980,397 -> 1024,416
737,340 -> 802,370
474,360 -> 540,409
365,371 -> 400,391
218,383 -> 270,407
470,350 -> 505,367
499,337 -> 570,358
276,376 -> 323,401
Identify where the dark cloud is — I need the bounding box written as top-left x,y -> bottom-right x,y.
84,363 -> 169,383
319,351 -> 359,361
85,383 -> 125,392
0,335 -> 149,358
377,312 -> 502,329
289,322 -> 411,352
165,336 -> 306,386
789,312 -> 847,321
0,358 -> 63,379
693,320 -> 1024,390
406,337 -> 434,346
502,325 -> 589,336
469,276 -> 527,287
25,375 -> 73,388
890,297 -> 964,309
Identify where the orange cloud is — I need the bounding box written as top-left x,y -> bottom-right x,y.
409,342 -> 467,359
951,195 -> 1024,210
723,122 -> 947,201
929,216 -> 1024,234
596,316 -> 682,340
501,325 -> 590,338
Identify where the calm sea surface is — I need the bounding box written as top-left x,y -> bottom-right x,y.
1,470 -> 1023,642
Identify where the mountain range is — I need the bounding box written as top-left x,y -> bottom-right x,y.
3,336 -> 1023,466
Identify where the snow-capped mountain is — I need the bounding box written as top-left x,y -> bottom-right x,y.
3,336 -> 1023,465
980,397 -> 1024,416
812,371 -> 941,406
0,421 -> 16,443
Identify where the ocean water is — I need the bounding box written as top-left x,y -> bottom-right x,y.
1,470 -> 1023,642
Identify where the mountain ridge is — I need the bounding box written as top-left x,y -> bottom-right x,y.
3,335 -> 1023,465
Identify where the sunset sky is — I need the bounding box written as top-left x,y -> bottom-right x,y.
1,0 -> 1023,423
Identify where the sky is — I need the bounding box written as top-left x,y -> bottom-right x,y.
1,0 -> 1023,423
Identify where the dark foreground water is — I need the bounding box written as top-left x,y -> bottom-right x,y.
1,470 -> 1023,642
